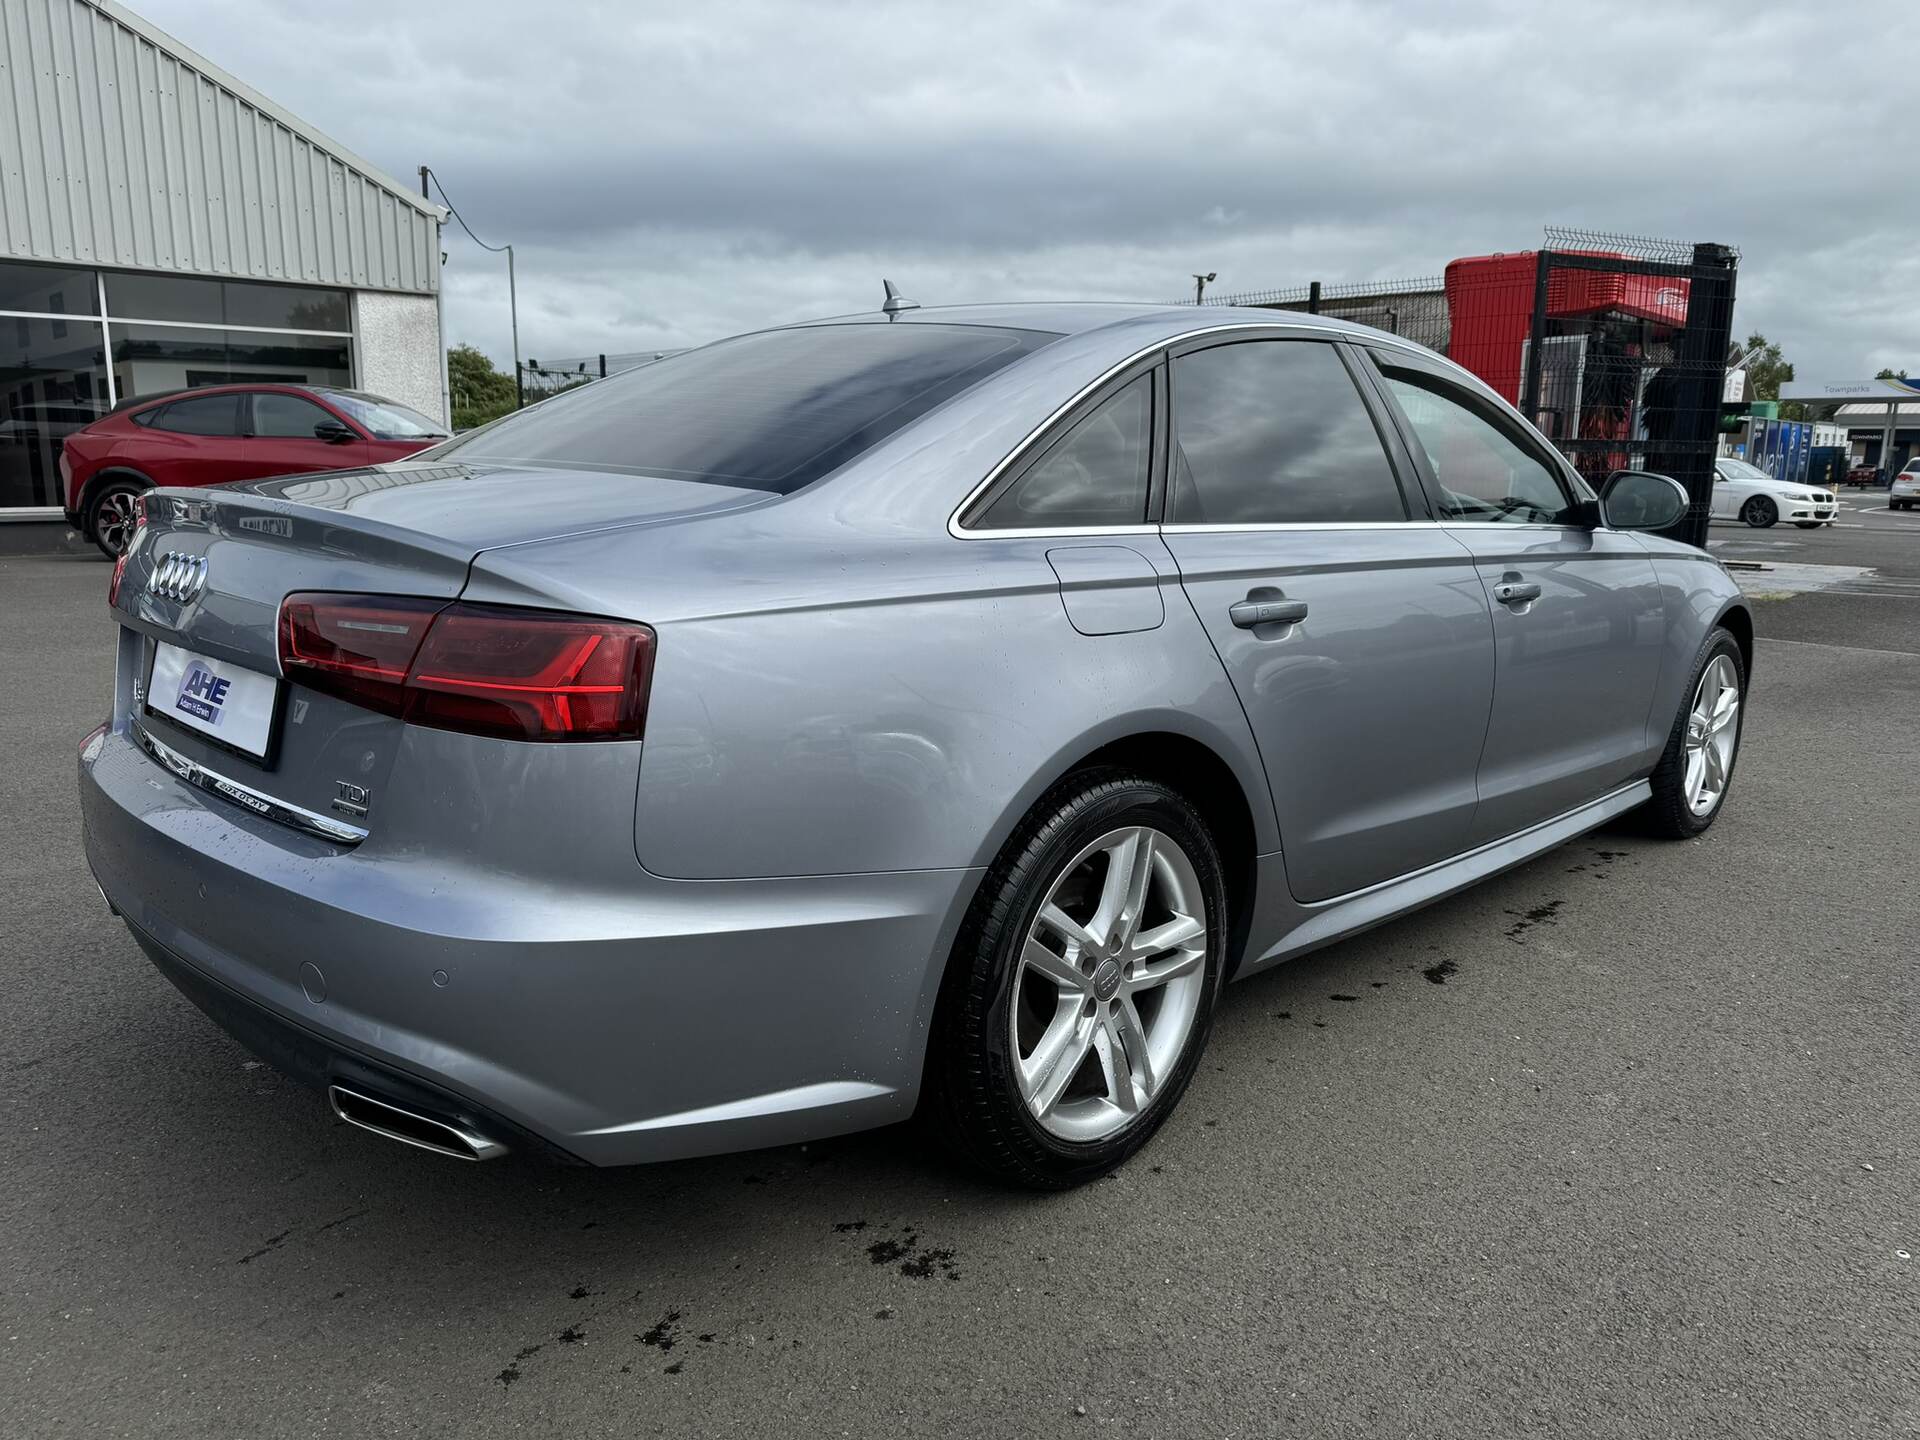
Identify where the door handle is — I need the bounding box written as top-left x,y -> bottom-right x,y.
1229,595 -> 1309,629
1492,579 -> 1542,607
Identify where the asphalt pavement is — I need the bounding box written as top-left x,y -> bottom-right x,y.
2,534 -> 1914,1439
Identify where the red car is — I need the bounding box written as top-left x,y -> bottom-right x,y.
62,383 -> 448,556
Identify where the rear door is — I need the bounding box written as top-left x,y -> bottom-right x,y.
1361,347 -> 1666,843
139,392 -> 257,487
1161,336 -> 1497,904
243,390 -> 371,476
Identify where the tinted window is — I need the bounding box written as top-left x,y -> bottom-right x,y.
104,273 -> 350,331
0,260 -> 98,315
431,323 -> 1055,493
252,393 -> 338,438
150,395 -> 241,436
1170,341 -> 1405,525
1378,367 -> 1572,524
974,375 -> 1151,529
110,323 -> 352,393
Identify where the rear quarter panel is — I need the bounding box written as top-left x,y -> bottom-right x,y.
462,514 -> 1275,880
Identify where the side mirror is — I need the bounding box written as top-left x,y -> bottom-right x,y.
1600,470 -> 1689,532
313,419 -> 356,444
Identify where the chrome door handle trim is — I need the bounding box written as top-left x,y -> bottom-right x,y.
1492,580 -> 1542,605
1229,597 -> 1310,629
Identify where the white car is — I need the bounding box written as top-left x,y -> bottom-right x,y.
1890,459 -> 1920,512
1712,457 -> 1836,529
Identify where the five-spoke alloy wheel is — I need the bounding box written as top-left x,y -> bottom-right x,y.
929,772 -> 1225,1188
1681,653 -> 1741,817
1644,627 -> 1745,838
1012,825 -> 1208,1142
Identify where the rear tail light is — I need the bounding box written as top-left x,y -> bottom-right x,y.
278,593 -> 654,742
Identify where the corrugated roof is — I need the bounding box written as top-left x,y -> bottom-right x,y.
0,0 -> 443,292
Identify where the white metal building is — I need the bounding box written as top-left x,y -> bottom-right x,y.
0,0 -> 446,515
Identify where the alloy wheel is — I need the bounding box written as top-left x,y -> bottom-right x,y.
94,488 -> 141,556
1683,654 -> 1741,816
1010,825 -> 1208,1142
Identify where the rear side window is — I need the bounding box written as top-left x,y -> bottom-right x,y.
973,374 -> 1151,530
1170,341 -> 1406,525
148,394 -> 242,437
431,323 -> 1056,493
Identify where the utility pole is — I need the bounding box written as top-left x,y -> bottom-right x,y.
421,165 -> 524,412
1192,271 -> 1216,305
507,244 -> 521,411
421,166 -> 450,427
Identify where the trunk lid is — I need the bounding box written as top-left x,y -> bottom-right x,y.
115,462 -> 761,841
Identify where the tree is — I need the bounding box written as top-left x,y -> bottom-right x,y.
1738,333 -> 1809,419
1876,367 -> 1909,381
1742,332 -> 1793,401
447,343 -> 517,430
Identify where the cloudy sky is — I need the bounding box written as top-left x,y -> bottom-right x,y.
137,0 -> 1914,379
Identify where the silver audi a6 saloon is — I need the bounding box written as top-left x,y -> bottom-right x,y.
80,300 -> 1751,1187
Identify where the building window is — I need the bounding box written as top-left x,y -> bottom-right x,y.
103,274 -> 350,333
0,313 -> 110,509
0,259 -> 358,508
109,325 -> 352,399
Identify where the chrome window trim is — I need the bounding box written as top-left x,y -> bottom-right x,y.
948,522 -> 1162,541
948,321 -> 1435,541
1160,520 -> 1440,534
131,721 -> 368,846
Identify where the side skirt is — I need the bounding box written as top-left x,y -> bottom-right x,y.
1233,780 -> 1651,979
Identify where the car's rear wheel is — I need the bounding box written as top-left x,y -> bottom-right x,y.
87,477 -> 147,558
1740,496 -> 1777,528
927,772 -> 1225,1188
1642,629 -> 1744,838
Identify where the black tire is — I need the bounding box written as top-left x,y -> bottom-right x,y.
86,476 -> 148,558
925,770 -> 1227,1189
1641,627 -> 1745,839
1740,496 -> 1777,529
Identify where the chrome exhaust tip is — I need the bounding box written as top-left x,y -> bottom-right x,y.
327,1084 -> 508,1162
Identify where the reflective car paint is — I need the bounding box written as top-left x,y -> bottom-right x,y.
79,303 -> 1750,1167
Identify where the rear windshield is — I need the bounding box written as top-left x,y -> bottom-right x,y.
428,323 -> 1056,492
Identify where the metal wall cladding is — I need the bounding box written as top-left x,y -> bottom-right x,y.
0,0 -> 440,293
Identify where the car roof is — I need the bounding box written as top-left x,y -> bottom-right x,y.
110,381 -> 323,414
793,300 -> 1422,350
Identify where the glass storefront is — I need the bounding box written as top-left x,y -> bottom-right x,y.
0,259 -> 354,509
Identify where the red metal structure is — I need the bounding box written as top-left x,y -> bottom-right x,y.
1443,251 -> 1692,408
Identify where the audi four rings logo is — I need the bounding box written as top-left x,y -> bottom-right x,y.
150,552 -> 209,603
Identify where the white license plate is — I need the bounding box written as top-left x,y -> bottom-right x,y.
148,642 -> 281,761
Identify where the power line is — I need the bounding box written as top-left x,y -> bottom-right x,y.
422,168 -> 510,254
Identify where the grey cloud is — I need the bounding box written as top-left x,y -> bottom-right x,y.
140,0 -> 1917,376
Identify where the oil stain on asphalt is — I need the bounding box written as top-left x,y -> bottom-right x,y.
855,1224 -> 962,1281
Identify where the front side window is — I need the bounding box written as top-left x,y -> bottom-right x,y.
972,374 -> 1151,529
316,389 -> 447,440
431,323 -> 1056,493
149,395 -> 242,436
1170,340 -> 1406,525
252,393 -> 340,439
1378,365 -> 1573,524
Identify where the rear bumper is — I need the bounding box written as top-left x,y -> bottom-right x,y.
80,723 -> 977,1166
